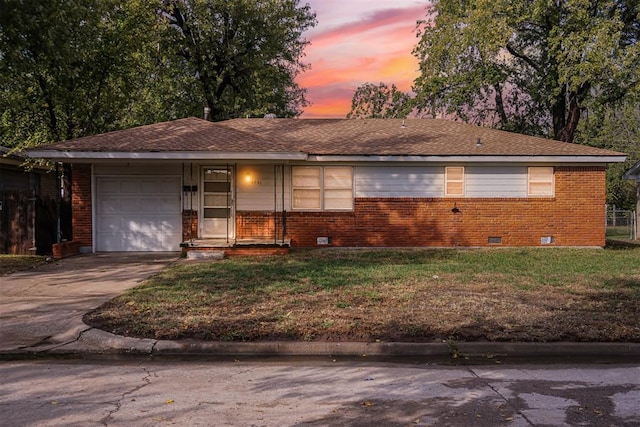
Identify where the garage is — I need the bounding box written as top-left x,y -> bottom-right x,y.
95,176 -> 182,251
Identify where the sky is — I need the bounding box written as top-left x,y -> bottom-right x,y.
298,1 -> 430,118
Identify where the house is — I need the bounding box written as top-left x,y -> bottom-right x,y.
623,161 -> 640,239
1,146 -> 62,254
26,117 -> 626,255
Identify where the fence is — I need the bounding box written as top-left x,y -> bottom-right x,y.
0,191 -> 71,255
606,205 -> 637,240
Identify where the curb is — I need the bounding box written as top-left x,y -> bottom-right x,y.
3,328 -> 636,361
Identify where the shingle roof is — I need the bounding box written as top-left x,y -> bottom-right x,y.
31,116 -> 624,158
33,118 -> 299,153
1,145 -> 26,161
220,118 -> 624,157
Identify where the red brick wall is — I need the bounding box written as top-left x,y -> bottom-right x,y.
238,166 -> 607,247
237,212 -> 277,239
71,164 -> 92,248
182,210 -> 198,241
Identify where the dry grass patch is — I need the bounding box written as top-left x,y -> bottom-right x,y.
0,255 -> 47,275
84,248 -> 640,342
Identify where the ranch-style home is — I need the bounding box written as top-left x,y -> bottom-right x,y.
27,117 -> 625,255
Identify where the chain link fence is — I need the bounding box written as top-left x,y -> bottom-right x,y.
606,205 -> 637,240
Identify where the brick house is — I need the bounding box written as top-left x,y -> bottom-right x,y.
27,118 -> 625,254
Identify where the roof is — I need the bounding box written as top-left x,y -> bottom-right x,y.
29,118 -> 297,154
1,145 -> 25,158
26,117 -> 626,163
1,145 -> 26,165
221,118 -> 623,157
623,161 -> 640,181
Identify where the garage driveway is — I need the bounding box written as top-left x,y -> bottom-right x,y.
0,253 -> 179,354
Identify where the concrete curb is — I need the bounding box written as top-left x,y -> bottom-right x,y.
8,328 -> 633,360
150,340 -> 640,358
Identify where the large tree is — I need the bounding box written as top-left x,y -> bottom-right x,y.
0,0 -> 160,149
159,0 -> 317,121
576,100 -> 640,209
412,0 -> 640,142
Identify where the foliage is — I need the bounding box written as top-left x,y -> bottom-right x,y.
576,100 -> 640,209
159,0 -> 317,121
347,82 -> 413,119
0,0 -> 317,149
0,0 -> 161,149
412,0 -> 640,142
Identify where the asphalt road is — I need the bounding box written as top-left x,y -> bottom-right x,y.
1,358 -> 638,426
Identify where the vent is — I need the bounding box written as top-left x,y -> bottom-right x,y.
541,236 -> 554,245
317,237 -> 331,245
488,236 -> 502,244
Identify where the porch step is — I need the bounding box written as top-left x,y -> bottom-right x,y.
186,250 -> 225,260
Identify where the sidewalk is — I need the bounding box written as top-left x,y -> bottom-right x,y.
1,253 -> 639,361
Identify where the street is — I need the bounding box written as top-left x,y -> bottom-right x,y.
1,358 -> 638,426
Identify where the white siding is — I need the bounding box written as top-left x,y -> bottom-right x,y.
465,166 -> 527,198
355,166 -> 443,198
94,164 -> 182,175
236,164 -> 290,211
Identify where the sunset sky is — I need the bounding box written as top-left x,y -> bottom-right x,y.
298,1 -> 429,118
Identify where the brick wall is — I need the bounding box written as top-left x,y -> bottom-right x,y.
182,210 -> 198,241
237,211 -> 277,239
243,166 -> 606,248
71,164 -> 92,248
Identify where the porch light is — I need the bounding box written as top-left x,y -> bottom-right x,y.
245,172 -> 252,183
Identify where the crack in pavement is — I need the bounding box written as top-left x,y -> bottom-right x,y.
100,364 -> 155,426
467,366 -> 535,426
20,326 -> 93,354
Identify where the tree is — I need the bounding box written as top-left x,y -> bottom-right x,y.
347,82 -> 413,119
575,100 -> 640,209
159,0 -> 317,121
412,0 -> 640,142
0,0 -> 161,149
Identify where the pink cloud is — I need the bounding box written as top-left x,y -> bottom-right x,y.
298,4 -> 428,118
310,7 -> 426,48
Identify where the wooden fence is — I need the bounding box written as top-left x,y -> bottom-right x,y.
0,191 -> 71,255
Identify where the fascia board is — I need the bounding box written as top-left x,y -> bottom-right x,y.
25,151 -> 308,161
307,155 -> 627,163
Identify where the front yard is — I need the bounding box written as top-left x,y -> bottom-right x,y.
84,247 -> 640,343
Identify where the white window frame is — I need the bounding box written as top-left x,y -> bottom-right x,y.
445,166 -> 465,196
528,166 -> 554,197
292,166 -> 354,211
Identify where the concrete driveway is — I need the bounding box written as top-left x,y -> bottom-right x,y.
0,253 -> 179,354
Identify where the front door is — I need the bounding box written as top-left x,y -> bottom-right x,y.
201,166 -> 234,239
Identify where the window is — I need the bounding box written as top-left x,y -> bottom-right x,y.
528,167 -> 554,196
292,166 -> 353,210
445,166 -> 465,196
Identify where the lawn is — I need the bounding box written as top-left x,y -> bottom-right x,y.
0,255 -> 47,275
84,247 -> 640,343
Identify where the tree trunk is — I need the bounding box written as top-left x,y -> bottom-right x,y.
552,85 -> 567,141
556,91 -> 581,143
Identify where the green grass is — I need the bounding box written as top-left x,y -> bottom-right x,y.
607,226 -> 634,239
85,247 -> 640,343
0,255 -> 47,275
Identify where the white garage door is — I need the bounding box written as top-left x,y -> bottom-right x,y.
96,176 -> 182,252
